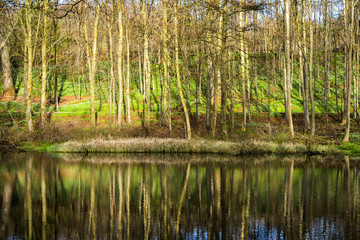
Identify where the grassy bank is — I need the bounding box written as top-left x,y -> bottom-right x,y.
42,138 -> 339,155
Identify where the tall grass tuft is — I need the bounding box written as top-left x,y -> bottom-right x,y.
46,138 -> 338,155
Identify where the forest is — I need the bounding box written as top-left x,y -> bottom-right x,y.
0,0 -> 359,146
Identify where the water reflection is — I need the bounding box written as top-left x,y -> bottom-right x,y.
0,152 -> 359,239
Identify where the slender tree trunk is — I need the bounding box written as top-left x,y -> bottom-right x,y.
355,18 -> 359,119
239,9 -> 247,132
142,0 -> 151,131
53,2 -> 59,111
162,0 -> 171,130
300,0 -> 310,129
107,0 -> 115,126
118,0 -> 124,127
174,0 -> 191,139
334,36 -> 340,121
195,44 -> 202,124
285,0 -> 294,137
253,6 -> 258,104
309,0 -> 315,136
264,18 -> 272,134
24,0 -> 33,132
343,0 -> 353,142
89,2 -> 100,128
125,26 -> 131,124
220,4 -> 227,138
324,0 -> 329,122
40,0 -> 48,126
206,47 -> 214,132
229,52 -> 235,135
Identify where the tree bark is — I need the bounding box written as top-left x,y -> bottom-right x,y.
125,26 -> 131,124
107,0 -> 115,126
342,0 -> 353,142
1,43 -> 14,98
174,0 -> 191,139
162,0 -> 171,130
308,0 -> 315,136
239,8 -> 247,132
89,1 -> 100,128
24,0 -> 33,132
118,0 -> 124,127
285,0 -> 294,137
40,0 -> 48,126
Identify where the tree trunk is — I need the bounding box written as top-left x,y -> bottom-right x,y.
206,47 -> 214,132
1,43 -> 14,98
125,26 -> 131,124
24,0 -> 33,132
174,0 -> 191,139
142,0 -> 151,131
118,0 -> 124,127
308,0 -> 315,136
40,0 -> 48,126
162,0 -> 171,130
343,0 -> 353,142
219,3 -> 227,138
285,0 -> 294,137
195,44 -> 202,124
107,0 -> 115,126
300,0 -> 310,129
239,9 -> 247,132
89,2 -> 100,128
53,1 -> 59,111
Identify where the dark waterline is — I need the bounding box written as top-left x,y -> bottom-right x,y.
0,152 -> 359,239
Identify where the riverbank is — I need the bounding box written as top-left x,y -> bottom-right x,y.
36,138 -> 338,155
0,106 -> 357,155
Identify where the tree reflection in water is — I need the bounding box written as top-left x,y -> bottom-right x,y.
0,152 -> 359,239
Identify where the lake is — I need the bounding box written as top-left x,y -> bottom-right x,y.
0,152 -> 359,239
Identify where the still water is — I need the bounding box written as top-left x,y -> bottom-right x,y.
0,152 -> 359,239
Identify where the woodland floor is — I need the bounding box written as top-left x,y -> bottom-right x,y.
0,95 -> 359,154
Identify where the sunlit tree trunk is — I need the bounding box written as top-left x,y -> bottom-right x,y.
24,0 -> 33,132
343,0 -> 353,142
117,0 -> 124,127
324,0 -> 329,122
125,26 -> 131,124
161,0 -> 171,130
90,2 -> 100,128
264,16 -> 272,134
355,18 -> 360,119
174,0 -> 191,139
53,1 -> 59,111
239,8 -> 247,132
107,0 -> 115,126
299,0 -> 310,129
142,0 -> 151,130
285,0 -> 294,137
40,0 -> 48,126
211,0 -> 224,137
195,44 -> 202,124
308,0 -> 315,136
